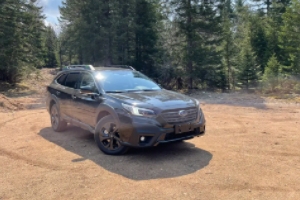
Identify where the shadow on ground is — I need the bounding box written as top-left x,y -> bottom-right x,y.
39,126 -> 212,180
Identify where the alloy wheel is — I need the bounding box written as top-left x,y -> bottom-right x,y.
99,122 -> 122,151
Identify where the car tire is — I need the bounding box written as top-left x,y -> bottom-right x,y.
94,115 -> 129,155
50,104 -> 67,132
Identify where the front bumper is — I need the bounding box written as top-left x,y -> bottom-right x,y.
116,112 -> 206,148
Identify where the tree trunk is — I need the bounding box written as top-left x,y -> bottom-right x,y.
226,42 -> 231,90
104,0 -> 112,66
187,0 -> 193,89
266,0 -> 270,15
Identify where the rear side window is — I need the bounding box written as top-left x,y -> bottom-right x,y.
65,73 -> 81,89
56,74 -> 67,85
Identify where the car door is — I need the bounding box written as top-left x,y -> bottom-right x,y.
48,73 -> 69,116
72,72 -> 102,127
63,72 -> 82,120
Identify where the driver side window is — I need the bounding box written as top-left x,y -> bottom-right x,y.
80,73 -> 98,93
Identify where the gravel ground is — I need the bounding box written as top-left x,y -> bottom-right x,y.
0,69 -> 300,199
0,100 -> 299,200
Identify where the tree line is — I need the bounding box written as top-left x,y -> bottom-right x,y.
0,0 -> 58,83
1,0 -> 300,92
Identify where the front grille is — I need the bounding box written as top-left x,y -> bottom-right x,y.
161,108 -> 198,124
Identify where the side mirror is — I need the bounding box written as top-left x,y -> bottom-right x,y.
89,93 -> 100,100
80,91 -> 104,101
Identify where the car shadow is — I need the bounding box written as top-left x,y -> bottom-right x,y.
39,126 -> 213,180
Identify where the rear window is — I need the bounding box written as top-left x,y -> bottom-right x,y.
65,73 -> 81,88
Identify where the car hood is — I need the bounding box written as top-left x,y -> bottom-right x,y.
108,89 -> 197,110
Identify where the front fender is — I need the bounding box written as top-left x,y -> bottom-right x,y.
95,103 -> 121,132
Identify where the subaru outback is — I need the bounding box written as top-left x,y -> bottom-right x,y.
46,66 -> 206,155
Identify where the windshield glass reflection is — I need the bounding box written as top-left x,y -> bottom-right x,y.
95,70 -> 161,93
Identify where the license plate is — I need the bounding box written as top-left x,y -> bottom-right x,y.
175,124 -> 192,134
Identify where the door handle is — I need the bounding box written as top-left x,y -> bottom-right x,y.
72,94 -> 77,99
56,91 -> 60,95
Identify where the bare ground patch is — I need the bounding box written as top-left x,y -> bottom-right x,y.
0,69 -> 300,199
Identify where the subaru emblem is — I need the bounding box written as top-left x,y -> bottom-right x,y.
178,110 -> 188,117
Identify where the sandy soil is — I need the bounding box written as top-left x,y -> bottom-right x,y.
0,100 -> 299,200
0,69 -> 300,199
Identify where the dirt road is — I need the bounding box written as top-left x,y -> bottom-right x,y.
0,100 -> 300,199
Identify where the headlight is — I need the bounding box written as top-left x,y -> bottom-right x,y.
194,99 -> 202,120
122,103 -> 156,118
195,99 -> 200,107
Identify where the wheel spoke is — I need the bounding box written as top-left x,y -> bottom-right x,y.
115,140 -> 121,148
109,123 -> 116,133
99,121 -> 122,152
100,134 -> 110,141
103,140 -> 110,148
51,115 -> 56,125
51,107 -> 59,127
109,139 -> 114,150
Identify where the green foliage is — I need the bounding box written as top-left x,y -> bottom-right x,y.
59,0 -> 161,75
167,0 -> 222,89
263,54 -> 282,79
0,0 -> 299,93
238,33 -> 260,90
262,54 -> 286,92
220,0 -> 236,90
43,26 -> 58,68
280,0 -> 300,74
0,0 -> 45,83
249,16 -> 270,73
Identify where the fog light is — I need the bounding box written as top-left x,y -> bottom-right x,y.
140,136 -> 146,142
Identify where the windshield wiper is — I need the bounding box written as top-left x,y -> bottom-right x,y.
106,89 -> 160,93
105,90 -> 126,93
141,89 -> 159,91
126,89 -> 160,92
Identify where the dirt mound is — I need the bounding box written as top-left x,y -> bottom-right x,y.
0,94 -> 25,112
0,68 -> 56,112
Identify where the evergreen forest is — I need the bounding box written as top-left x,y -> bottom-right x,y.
1,0 -> 300,92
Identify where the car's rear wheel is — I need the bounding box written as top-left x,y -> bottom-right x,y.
50,104 -> 67,132
94,115 -> 129,155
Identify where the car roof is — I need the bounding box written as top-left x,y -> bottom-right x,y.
94,67 -> 134,71
68,64 -> 93,66
58,67 -> 134,74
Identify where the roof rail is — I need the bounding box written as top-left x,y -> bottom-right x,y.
106,65 -> 136,70
66,65 -> 95,70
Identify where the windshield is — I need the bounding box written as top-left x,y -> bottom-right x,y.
95,70 -> 161,93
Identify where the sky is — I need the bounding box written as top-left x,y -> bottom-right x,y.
39,0 -> 62,29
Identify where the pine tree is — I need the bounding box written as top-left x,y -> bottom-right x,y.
0,0 -> 45,83
133,0 -> 160,74
263,54 -> 282,91
263,54 -> 282,78
220,0 -> 236,90
43,26 -> 58,68
238,49 -> 259,90
249,15 -> 270,73
169,0 -> 221,89
59,0 -> 160,75
238,33 -> 259,90
279,0 -> 300,74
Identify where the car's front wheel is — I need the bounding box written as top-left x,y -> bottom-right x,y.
50,104 -> 67,132
94,115 -> 129,155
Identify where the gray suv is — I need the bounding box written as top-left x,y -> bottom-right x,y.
46,66 -> 206,155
